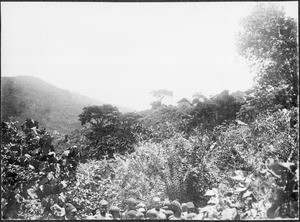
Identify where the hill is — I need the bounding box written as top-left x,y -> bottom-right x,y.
1,75 -> 105,134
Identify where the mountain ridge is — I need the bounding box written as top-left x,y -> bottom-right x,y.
1,75 -> 133,134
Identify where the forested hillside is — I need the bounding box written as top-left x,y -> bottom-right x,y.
1,3 -> 298,220
1,76 -> 103,134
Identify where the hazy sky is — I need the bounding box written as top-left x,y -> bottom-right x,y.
1,2 -> 298,111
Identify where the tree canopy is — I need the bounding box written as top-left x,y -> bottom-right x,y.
78,105 -> 141,158
237,3 -> 298,114
150,89 -> 174,109
150,89 -> 174,102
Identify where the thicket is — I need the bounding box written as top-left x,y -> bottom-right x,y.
1,118 -> 80,219
198,160 -> 298,220
1,3 -> 299,220
2,106 -> 298,219
189,90 -> 244,131
65,133 -> 217,218
62,106 -> 298,219
62,4 -> 298,220
140,105 -> 193,140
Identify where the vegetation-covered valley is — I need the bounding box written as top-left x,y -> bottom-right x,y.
1,75 -> 104,134
1,3 -> 299,220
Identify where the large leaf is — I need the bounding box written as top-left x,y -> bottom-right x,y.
50,204 -> 65,217
27,188 -> 38,199
242,190 -> 252,198
268,160 -> 289,177
250,209 -> 257,218
47,172 -> 55,181
280,162 -> 295,170
204,189 -> 217,196
220,207 -> 237,220
61,180 -> 68,188
24,154 -> 31,159
207,197 -> 219,205
193,212 -> 204,220
267,205 -> 280,219
223,191 -> 234,197
244,178 -> 252,186
231,175 -> 245,181
236,120 -> 247,125
205,206 -> 219,219
231,170 -> 246,181
235,187 -> 247,192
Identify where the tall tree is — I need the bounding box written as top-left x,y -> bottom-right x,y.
150,89 -> 173,109
78,105 -> 140,158
150,89 -> 173,102
236,3 -> 298,113
79,104 -> 121,127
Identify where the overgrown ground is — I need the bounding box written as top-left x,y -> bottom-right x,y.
1,107 -> 298,219
1,3 -> 299,220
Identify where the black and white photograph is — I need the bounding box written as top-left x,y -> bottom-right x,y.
1,1 -> 299,220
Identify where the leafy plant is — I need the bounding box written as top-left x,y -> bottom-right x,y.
1,118 -> 79,219
200,159 -> 298,220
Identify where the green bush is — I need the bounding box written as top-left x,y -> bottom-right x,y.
207,108 -> 298,178
66,132 -> 217,217
199,159 -> 298,219
1,118 -> 79,219
2,107 -> 297,220
139,105 -> 193,141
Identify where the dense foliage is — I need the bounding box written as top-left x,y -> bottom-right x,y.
1,3 -> 298,220
237,4 -> 298,121
199,160 -> 298,220
59,106 -> 298,219
140,105 -> 193,141
78,105 -> 143,159
139,90 -> 245,141
209,107 -> 298,174
65,134 -> 216,218
190,90 -> 245,131
1,118 -> 80,219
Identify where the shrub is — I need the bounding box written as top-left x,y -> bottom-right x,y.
200,159 -> 298,219
207,108 -> 298,178
66,132 -> 217,217
1,118 -> 79,219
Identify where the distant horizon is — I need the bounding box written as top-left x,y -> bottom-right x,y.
2,74 -> 249,112
1,2 -> 298,111
1,74 -> 136,112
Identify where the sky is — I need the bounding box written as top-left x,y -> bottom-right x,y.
1,2 -> 298,111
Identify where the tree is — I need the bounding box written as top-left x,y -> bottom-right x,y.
236,3 -> 298,113
78,104 -> 121,127
192,92 -> 209,105
190,90 -> 243,131
150,89 -> 173,108
78,105 -> 141,158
